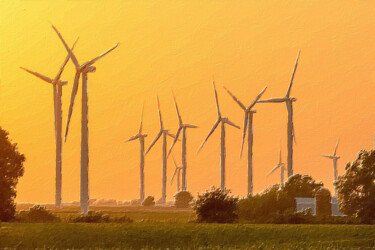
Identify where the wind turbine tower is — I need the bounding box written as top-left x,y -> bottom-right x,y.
197,80 -> 240,190
223,85 -> 267,195
167,91 -> 197,191
20,37 -> 78,207
53,25 -> 119,213
321,139 -> 340,197
145,96 -> 175,204
258,50 -> 300,177
125,107 -> 148,202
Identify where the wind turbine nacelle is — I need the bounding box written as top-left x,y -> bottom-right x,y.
54,80 -> 68,86
289,97 -> 297,102
83,66 -> 96,73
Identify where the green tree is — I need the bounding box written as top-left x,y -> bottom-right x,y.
335,149 -> 375,223
0,127 -> 25,221
193,186 -> 238,223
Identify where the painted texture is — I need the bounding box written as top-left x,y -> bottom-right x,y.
1,1 -> 375,203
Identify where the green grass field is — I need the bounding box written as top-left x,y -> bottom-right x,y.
1,207 -> 375,249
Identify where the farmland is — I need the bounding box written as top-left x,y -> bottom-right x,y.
1,206 -> 375,249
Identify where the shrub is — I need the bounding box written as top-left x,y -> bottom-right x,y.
174,191 -> 193,208
16,205 -> 59,222
142,196 -> 155,207
69,211 -> 110,223
193,186 -> 238,223
315,187 -> 331,217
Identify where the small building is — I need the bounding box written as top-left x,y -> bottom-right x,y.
294,196 -> 345,216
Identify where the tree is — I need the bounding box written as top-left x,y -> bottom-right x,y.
141,196 -> 155,206
174,191 -> 193,208
0,127 -> 25,221
193,186 -> 238,223
335,149 -> 375,223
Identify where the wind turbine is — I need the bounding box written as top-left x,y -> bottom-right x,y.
267,147 -> 285,186
321,139 -> 340,197
167,91 -> 197,191
145,96 -> 175,204
52,25 -> 119,213
170,156 -> 183,192
223,85 -> 267,195
20,37 -> 78,207
197,80 -> 240,190
125,106 -> 147,202
258,50 -> 300,177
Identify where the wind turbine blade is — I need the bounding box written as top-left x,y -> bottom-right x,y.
184,123 -> 198,128
333,138 -> 339,156
225,118 -> 241,129
172,91 -> 182,124
321,154 -> 332,159
285,50 -> 300,97
145,130 -> 162,154
52,25 -> 80,69
212,80 -> 221,117
267,164 -> 280,177
138,104 -> 144,134
197,118 -> 220,153
83,43 -> 119,67
167,127 -> 181,157
170,160 -> 178,184
279,147 -> 282,164
125,134 -> 139,142
167,132 -> 176,139
247,86 -> 268,110
64,71 -> 81,141
257,97 -> 285,103
292,123 -> 297,144
20,67 -> 53,83
239,112 -> 248,158
156,96 -> 163,129
223,86 -> 246,110
54,36 -> 79,81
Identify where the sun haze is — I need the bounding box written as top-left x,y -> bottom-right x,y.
1,0 -> 375,203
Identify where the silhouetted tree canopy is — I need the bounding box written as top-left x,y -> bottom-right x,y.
193,186 -> 238,223
0,127 -> 25,221
335,149 -> 375,223
238,174 -> 323,222
174,191 -> 193,208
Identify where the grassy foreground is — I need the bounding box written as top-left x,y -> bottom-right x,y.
1,222 -> 375,249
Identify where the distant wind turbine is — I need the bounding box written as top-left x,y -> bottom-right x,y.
20,37 -> 78,207
267,147 -> 285,186
52,25 -> 119,213
223,85 -> 267,195
258,50 -> 300,177
197,80 -> 240,190
125,106 -> 147,202
167,91 -> 197,191
170,156 -> 183,192
145,96 -> 175,204
321,139 -> 340,197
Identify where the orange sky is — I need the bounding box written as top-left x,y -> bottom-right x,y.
1,0 -> 375,203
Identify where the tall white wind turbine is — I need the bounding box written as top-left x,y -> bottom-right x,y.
321,139 -> 340,197
223,85 -> 267,195
267,147 -> 285,186
125,106 -> 148,202
20,37 -> 78,207
53,25 -> 119,213
170,156 -> 183,192
145,96 -> 175,204
167,91 -> 197,191
197,80 -> 240,190
258,50 -> 300,177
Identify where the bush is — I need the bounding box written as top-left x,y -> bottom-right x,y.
193,186 -> 238,223
142,196 -> 155,207
238,174 -> 324,223
16,205 -> 59,222
174,191 -> 193,208
69,211 -> 110,223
